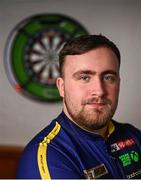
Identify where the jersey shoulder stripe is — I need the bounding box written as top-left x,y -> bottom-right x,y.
37,121 -> 61,179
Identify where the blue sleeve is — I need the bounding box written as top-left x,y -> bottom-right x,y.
46,145 -> 83,179
16,144 -> 41,178
16,143 -> 83,179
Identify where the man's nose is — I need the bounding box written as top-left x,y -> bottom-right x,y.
90,78 -> 106,97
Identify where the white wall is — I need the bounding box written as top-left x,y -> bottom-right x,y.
0,0 -> 141,146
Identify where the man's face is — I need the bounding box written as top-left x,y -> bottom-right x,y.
57,47 -> 120,131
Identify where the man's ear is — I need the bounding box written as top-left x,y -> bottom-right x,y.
56,77 -> 64,98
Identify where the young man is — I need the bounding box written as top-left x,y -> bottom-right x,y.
16,35 -> 141,179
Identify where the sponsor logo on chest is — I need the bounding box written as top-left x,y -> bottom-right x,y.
110,138 -> 135,152
83,163 -> 108,179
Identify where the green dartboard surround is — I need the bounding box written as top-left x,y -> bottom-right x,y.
4,14 -> 89,102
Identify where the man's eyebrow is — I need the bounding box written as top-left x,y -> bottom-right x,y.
101,70 -> 118,76
72,70 -> 119,78
73,70 -> 96,77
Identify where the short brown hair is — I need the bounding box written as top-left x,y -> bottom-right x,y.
59,34 -> 121,76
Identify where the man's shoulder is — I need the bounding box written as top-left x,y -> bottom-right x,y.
16,113 -> 70,178
25,119 -> 60,150
113,120 -> 141,137
22,112 -> 73,155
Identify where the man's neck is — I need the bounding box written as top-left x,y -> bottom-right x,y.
63,109 -> 112,138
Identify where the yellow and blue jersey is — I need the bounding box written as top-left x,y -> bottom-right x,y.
16,112 -> 141,179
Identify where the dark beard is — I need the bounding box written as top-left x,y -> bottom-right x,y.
64,97 -> 115,132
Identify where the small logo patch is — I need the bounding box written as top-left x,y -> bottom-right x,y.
84,164 -> 108,179
119,150 -> 140,167
110,138 -> 136,152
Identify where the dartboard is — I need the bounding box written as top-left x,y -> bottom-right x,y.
4,14 -> 89,102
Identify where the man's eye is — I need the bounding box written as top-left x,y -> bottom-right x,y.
103,75 -> 116,82
80,75 -> 90,81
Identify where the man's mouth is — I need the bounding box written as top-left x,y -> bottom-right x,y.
83,98 -> 109,104
87,102 -> 106,108
82,97 -> 111,110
